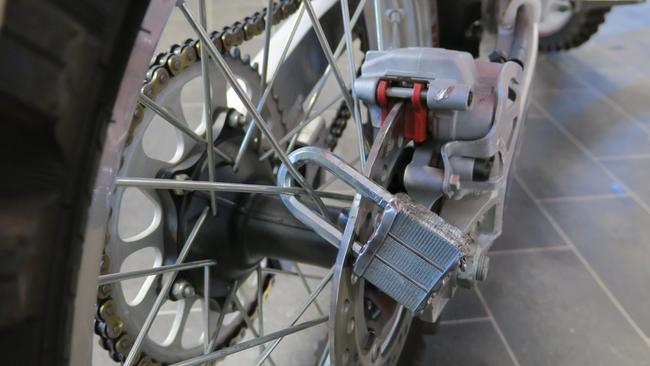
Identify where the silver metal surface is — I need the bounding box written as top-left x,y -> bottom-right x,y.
340,0 -> 366,169
254,269 -> 334,366
203,266 -> 210,354
206,280 -> 238,352
179,1 -> 331,219
353,193 -> 469,313
198,0 -> 217,215
295,263 -> 324,315
303,0 -> 354,111
329,102 -> 411,365
278,148 -> 469,313
87,0 -> 545,364
98,259 -> 215,285
138,94 -> 231,162
278,104 -> 415,364
373,0 -> 385,50
259,0 -> 368,161
262,267 -> 324,280
172,316 -> 329,366
234,3 -> 306,171
104,49 -> 279,363
123,207 -> 210,366
115,177 -> 353,201
261,0 -> 275,90
256,265 -> 265,357
368,0 -> 434,51
232,296 -> 278,366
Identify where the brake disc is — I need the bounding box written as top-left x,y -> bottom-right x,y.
329,106 -> 414,366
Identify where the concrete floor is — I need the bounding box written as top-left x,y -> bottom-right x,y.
94,1 -> 650,365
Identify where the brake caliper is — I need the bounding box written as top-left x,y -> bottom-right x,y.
355,47 -> 522,202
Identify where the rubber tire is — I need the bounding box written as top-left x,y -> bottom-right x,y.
539,7 -> 611,52
0,1 -> 148,365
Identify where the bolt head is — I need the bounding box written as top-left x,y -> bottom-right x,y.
183,285 -> 196,298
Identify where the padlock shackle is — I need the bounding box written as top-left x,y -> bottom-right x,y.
276,147 -> 394,249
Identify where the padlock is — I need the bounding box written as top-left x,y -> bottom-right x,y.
277,147 -> 472,313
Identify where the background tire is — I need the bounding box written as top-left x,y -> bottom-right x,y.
0,1 -> 148,364
539,7 -> 611,52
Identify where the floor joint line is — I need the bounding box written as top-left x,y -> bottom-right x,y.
439,317 -> 491,326
515,174 -> 650,348
537,193 -> 628,204
489,246 -> 571,256
474,287 -> 522,366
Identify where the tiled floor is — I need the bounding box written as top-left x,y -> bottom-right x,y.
94,1 -> 650,365
422,3 -> 650,365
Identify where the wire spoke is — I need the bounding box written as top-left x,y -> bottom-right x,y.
259,93 -> 342,161
261,267 -> 324,280
261,0 -> 275,90
207,280 -> 238,352
172,316 -> 329,366
303,0 -> 354,111
258,0 -> 367,161
138,94 -> 232,163
115,177 -> 353,201
374,0 -> 385,50
254,268 -> 334,366
198,0 -> 217,215
294,263 -> 324,315
98,260 -> 216,285
233,3 -> 306,171
256,266 -> 265,357
178,1 -> 332,221
203,266 -> 210,354
232,295 -> 277,366
339,0 -> 367,170
317,342 -> 330,366
124,207 -> 210,366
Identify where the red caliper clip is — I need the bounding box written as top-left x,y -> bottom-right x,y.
404,82 -> 427,143
376,79 -> 390,124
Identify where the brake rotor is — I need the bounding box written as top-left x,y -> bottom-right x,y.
329,104 -> 413,366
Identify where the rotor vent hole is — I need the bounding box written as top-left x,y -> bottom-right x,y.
119,246 -> 161,306
118,187 -> 161,243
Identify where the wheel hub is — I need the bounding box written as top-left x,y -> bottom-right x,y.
169,130 -> 276,297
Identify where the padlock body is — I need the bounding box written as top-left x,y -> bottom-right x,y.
354,194 -> 469,313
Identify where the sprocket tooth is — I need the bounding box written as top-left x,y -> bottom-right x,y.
230,46 -> 241,59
